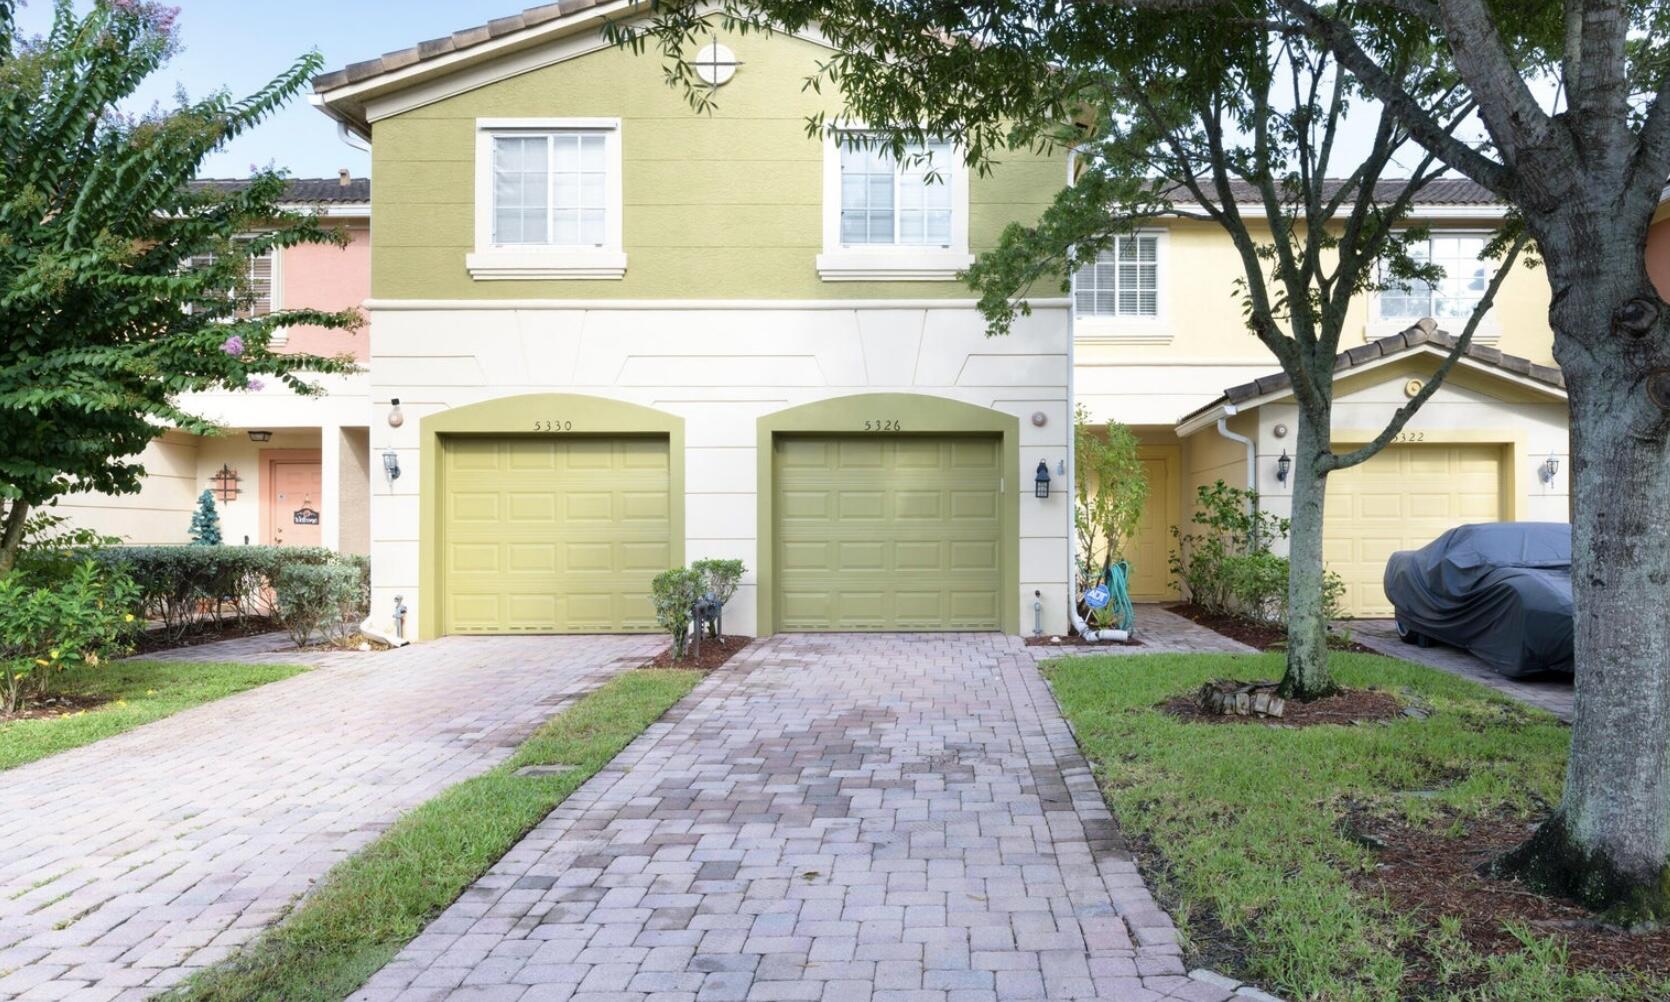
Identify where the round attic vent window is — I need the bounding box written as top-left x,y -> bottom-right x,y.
693,41 -> 739,87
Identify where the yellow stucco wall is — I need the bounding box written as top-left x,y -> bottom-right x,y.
369,31 -> 1064,301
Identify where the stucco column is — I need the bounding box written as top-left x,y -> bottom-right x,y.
320,422 -> 342,551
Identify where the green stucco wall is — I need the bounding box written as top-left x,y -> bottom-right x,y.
369,29 -> 1065,300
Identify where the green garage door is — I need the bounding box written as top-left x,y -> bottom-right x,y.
440,436 -> 670,634
774,434 -> 1003,631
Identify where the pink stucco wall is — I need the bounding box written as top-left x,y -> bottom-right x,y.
1649,215 -> 1670,303
281,222 -> 370,362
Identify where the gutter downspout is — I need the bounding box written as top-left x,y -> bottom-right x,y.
336,120 -> 372,154
1214,403 -> 1260,545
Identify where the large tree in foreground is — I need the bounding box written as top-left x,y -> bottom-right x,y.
0,0 -> 360,573
614,1 -> 1523,701
1264,0 -> 1670,920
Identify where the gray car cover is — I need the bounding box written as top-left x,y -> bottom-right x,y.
1382,522 -> 1574,677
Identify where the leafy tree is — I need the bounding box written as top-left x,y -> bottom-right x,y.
188,489 -> 222,545
612,1 -> 1522,703
1073,407 -> 1147,624
0,0 -> 360,575
1259,0 -> 1670,923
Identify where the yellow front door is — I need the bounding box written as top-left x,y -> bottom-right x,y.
1324,443 -> 1504,617
1124,448 -> 1180,600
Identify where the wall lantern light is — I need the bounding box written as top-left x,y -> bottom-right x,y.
388,398 -> 404,429
247,430 -> 273,443
382,448 -> 402,482
1275,449 -> 1292,485
1034,460 -> 1052,499
1539,452 -> 1560,484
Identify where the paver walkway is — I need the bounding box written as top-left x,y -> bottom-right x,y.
356,634 -> 1257,1002
1348,619 -> 1574,721
1032,605 -> 1256,657
0,634 -> 660,1001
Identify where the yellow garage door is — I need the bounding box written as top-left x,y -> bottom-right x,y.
775,435 -> 1002,631
1324,443 -> 1502,617
439,436 -> 670,634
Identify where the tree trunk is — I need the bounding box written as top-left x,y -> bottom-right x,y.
1498,267 -> 1670,920
1278,407 -> 1336,700
0,499 -> 29,577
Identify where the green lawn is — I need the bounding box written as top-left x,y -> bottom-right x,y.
170,667 -> 703,1002
0,660 -> 308,771
1045,651 -> 1669,1002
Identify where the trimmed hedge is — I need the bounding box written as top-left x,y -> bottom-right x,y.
28,546 -> 369,643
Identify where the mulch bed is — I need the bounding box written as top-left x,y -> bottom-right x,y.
1,692 -> 111,723
1161,685 -> 1406,727
1023,633 -> 1143,648
131,616 -> 279,654
644,634 -> 751,671
1167,603 -> 1375,653
1347,809 -> 1670,985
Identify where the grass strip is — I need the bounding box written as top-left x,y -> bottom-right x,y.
1045,651 -> 1668,1002
1,661 -> 307,771
169,667 -> 702,1002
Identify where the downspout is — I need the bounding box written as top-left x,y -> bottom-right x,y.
1214,402 -> 1260,545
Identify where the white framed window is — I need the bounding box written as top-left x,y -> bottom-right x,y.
1070,231 -> 1170,344
467,118 -> 625,280
183,239 -> 281,323
818,128 -> 972,281
1374,231 -> 1499,342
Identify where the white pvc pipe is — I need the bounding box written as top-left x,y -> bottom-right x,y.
359,616 -> 409,648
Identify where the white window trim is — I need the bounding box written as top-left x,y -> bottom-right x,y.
1369,229 -> 1501,344
467,117 -> 626,281
265,244 -> 288,347
1071,229 -> 1171,345
817,127 -> 972,282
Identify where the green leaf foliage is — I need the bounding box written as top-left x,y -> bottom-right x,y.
0,1 -> 361,557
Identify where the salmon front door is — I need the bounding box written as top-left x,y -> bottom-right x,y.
266,456 -> 323,547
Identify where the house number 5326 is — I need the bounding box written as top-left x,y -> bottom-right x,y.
533,420 -> 573,432
864,419 -> 902,432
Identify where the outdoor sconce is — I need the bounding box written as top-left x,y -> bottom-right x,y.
382,448 -> 401,482
1034,460 -> 1052,499
1275,449 -> 1292,484
1540,453 -> 1560,484
247,430 -> 273,443
387,398 -> 404,428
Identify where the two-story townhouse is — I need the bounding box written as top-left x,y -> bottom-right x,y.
1075,182 -> 1572,618
311,3 -> 1074,640
57,176 -> 374,555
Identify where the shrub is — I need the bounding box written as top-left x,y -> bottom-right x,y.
93,545 -> 336,638
1074,408 -> 1149,625
0,561 -> 141,713
1171,481 -> 1347,624
690,558 -> 745,636
650,567 -> 704,660
189,490 -> 223,545
271,560 -> 369,648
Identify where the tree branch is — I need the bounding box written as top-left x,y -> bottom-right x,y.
1326,233 -> 1530,472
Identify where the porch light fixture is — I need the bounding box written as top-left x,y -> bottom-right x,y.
1034,460 -> 1052,499
1540,452 -> 1560,484
382,448 -> 401,482
247,430 -> 273,443
387,398 -> 404,429
1275,449 -> 1291,484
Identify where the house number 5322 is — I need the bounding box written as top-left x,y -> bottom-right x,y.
864,419 -> 902,432
533,420 -> 573,432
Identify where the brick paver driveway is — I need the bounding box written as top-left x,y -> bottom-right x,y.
357,634 -> 1241,1002
0,635 -> 660,1001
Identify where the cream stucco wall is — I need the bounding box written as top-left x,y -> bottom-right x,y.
48,432 -> 201,544
368,302 -> 1072,638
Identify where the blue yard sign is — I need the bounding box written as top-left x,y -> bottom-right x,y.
1084,583 -> 1111,609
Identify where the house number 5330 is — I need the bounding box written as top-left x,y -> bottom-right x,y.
864,419 -> 902,431
532,420 -> 573,432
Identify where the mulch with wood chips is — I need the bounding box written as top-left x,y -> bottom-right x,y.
1167,603 -> 1375,653
1349,809 -> 1670,985
1161,686 -> 1406,727
1023,633 -> 1142,649
643,634 -> 752,671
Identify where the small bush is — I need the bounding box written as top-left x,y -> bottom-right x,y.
0,561 -> 141,713
690,558 -> 745,637
272,560 -> 369,648
651,567 -> 704,660
1171,481 -> 1345,624
92,545 -> 337,638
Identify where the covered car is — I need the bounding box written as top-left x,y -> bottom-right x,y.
1382,522 -> 1574,678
